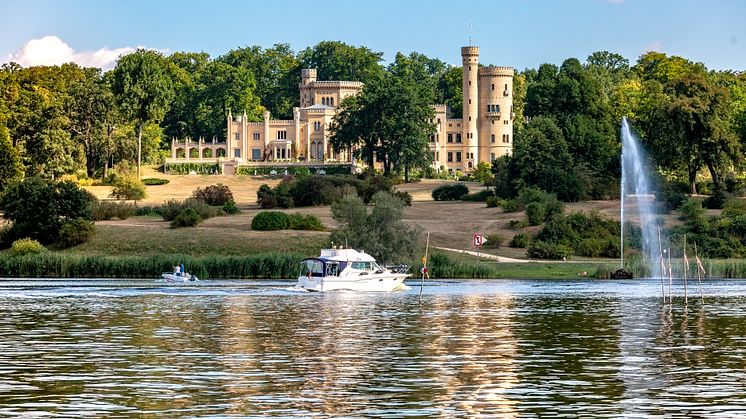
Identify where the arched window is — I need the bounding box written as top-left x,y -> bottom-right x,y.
330,97 -> 334,106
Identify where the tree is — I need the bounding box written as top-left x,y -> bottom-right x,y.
330,191 -> 420,263
0,177 -> 96,244
299,41 -> 384,82
0,125 -> 23,190
436,66 -> 463,118
111,49 -> 174,179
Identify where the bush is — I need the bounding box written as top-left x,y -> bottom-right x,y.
501,199 -> 519,212
528,241 -> 572,260
222,200 -> 241,215
170,208 -> 202,228
134,205 -> 162,217
142,178 -> 170,186
703,189 -> 731,209
287,213 -> 325,231
193,183 -> 234,206
486,196 -> 500,208
483,234 -> 503,249
110,176 -> 146,201
508,219 -> 527,229
461,189 -> 495,202
251,211 -> 290,231
257,184 -> 278,208
91,201 -> 136,220
432,183 -> 469,201
11,238 -> 46,256
509,232 -> 531,248
58,219 -> 96,248
525,202 -> 546,226
161,198 -> 219,222
679,199 -> 705,221
394,191 -> 413,206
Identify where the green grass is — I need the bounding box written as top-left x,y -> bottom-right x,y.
426,251 -> 607,279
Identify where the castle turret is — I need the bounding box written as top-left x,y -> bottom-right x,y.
462,46 -> 479,169
300,69 -> 317,107
478,66 -> 514,162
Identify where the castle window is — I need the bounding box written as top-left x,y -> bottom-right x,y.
277,130 -> 287,140
447,152 -> 453,162
468,80 -> 471,86
437,118 -> 441,124
234,149 -> 241,158
436,151 -> 439,160
507,134 -> 510,143
330,97 -> 334,106
447,133 -> 453,143
491,134 -> 495,143
234,133 -> 240,141
504,120 -> 509,125
456,133 -> 462,143
314,121 -> 321,131
469,99 -> 471,104
456,152 -> 462,162
253,132 -> 260,140
491,83 -> 495,91
469,116 -> 471,121
491,153 -> 496,161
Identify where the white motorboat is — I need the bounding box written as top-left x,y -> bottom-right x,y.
157,272 -> 199,283
295,248 -> 410,292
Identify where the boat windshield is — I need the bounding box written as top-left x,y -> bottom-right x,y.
349,261 -> 380,271
299,259 -> 325,277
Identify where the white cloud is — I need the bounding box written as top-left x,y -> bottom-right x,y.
644,41 -> 664,53
5,35 -> 140,69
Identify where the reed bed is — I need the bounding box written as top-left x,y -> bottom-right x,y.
597,257 -> 746,279
0,252 -> 303,279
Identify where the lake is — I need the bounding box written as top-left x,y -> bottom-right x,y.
1,278 -> 745,417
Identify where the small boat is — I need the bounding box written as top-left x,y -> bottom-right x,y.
157,272 -> 199,283
295,248 -> 410,292
610,268 -> 633,279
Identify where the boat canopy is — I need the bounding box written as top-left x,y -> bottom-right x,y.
319,248 -> 376,262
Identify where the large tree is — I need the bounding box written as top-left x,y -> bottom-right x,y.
111,49 -> 174,178
0,125 -> 23,190
299,41 -> 384,83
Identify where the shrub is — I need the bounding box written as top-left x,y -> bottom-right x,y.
222,200 -> 241,215
58,219 -> 96,248
161,198 -> 219,222
134,205 -> 162,217
525,202 -> 546,226
171,208 -> 202,228
483,234 -> 503,249
193,183 -> 234,206
576,237 -> 603,257
394,191 -> 413,206
251,211 -> 290,231
110,176 -> 146,201
501,199 -> 519,212
287,213 -> 325,231
142,178 -> 170,186
703,189 -> 731,209
91,201 -> 136,221
461,189 -> 495,202
508,219 -> 527,229
432,183 -> 469,201
679,199 -> 705,221
509,232 -> 531,248
486,196 -> 500,208
257,184 -> 278,208
11,238 -> 46,256
528,241 -> 572,260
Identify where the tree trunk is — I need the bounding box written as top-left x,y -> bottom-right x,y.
705,160 -> 721,190
103,124 -> 114,181
688,166 -> 697,195
404,163 -> 409,183
137,123 -> 143,179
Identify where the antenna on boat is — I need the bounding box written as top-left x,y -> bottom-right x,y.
420,232 -> 430,302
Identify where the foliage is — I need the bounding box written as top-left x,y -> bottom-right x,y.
471,161 -> 493,183
222,199 -> 240,215
527,241 -> 573,260
91,201 -> 136,220
482,234 -> 503,249
509,232 -> 531,248
330,191 -> 420,263
525,202 -> 546,226
10,238 -> 46,257
109,176 -> 146,201
531,211 -> 626,259
485,196 -> 500,208
142,178 -> 169,185
251,211 -> 290,231
461,189 -> 495,202
193,183 -> 234,206
160,198 -> 219,222
171,208 -> 202,228
164,163 -> 222,175
432,183 -> 469,201
299,41 -> 384,83
702,189 -> 731,210
0,177 -> 96,245
58,218 -> 96,248
236,165 -> 352,176
0,125 -> 23,191
287,213 -> 325,231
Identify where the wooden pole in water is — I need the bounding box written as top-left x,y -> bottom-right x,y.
668,247 -> 673,304
420,232 -> 430,300
683,235 -> 689,306
658,226 -> 664,300
695,242 -> 704,305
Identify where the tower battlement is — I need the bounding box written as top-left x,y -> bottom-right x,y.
478,66 -> 514,77
460,46 -> 480,56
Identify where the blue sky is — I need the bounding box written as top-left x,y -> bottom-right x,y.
2,0 -> 745,71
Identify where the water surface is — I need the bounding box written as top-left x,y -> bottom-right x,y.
1,278 -> 745,417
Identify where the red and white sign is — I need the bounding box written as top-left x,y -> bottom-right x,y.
473,234 -> 486,247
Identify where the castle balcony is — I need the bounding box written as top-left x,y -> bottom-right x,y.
485,111 -> 501,119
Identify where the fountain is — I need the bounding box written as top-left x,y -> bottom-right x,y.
619,117 -> 661,278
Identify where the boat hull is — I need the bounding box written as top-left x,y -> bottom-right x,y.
295,274 -> 409,292
157,273 -> 199,283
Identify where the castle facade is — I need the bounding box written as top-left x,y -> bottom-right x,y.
167,46 -> 513,174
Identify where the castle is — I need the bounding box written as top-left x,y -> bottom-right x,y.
167,46 -> 513,174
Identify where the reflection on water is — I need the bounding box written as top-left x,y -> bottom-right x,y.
1,279 -> 746,417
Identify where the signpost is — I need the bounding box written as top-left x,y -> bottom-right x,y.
473,234 -> 486,263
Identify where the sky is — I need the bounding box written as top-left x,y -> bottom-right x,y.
2,0 -> 745,72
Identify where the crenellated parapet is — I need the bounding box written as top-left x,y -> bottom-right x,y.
478,66 -> 514,77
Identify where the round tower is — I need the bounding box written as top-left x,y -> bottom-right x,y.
478,66 -> 514,163
461,46 -> 479,170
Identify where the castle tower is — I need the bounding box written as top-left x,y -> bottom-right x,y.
478,66 -> 514,162
461,46 -> 480,168
300,69 -> 317,107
